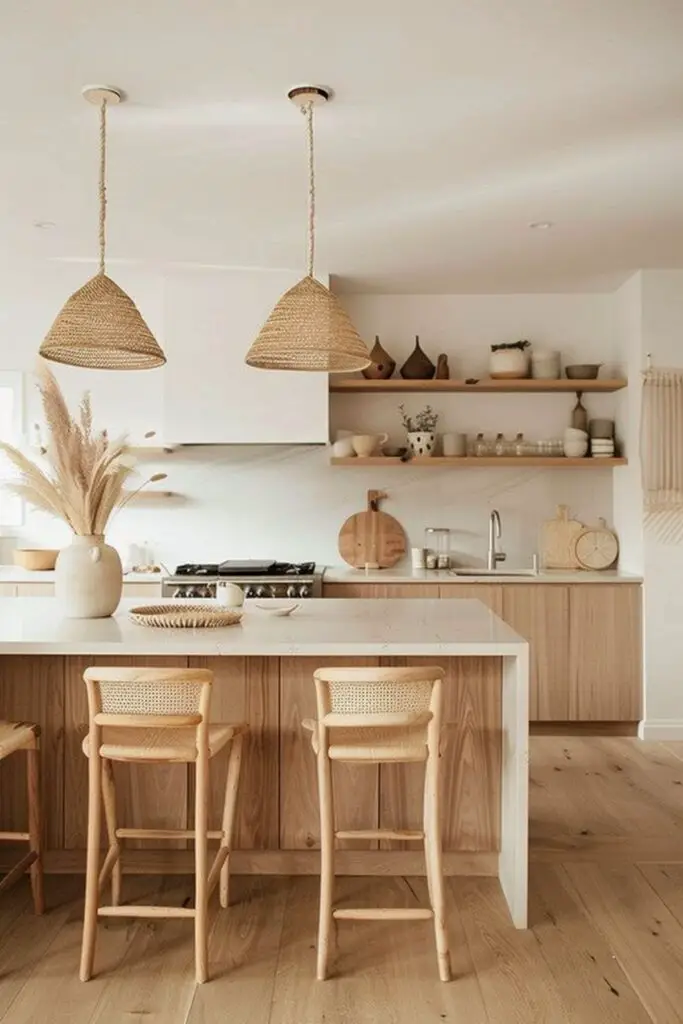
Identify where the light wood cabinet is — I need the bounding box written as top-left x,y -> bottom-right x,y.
323,583 -> 439,598
438,584 -> 503,615
10,582 -> 162,599
503,585 -> 569,720
322,580 -> 642,723
568,585 -> 642,721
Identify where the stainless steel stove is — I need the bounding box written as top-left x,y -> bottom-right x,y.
162,560 -> 323,600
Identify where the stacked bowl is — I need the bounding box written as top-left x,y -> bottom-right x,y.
589,418 -> 615,459
563,427 -> 589,458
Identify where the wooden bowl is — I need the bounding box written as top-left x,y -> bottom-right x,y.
12,549 -> 59,571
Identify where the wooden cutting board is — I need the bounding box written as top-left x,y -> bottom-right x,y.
540,505 -> 584,569
338,490 -> 407,569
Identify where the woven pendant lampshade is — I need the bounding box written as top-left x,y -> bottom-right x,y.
245,87 -> 370,374
39,86 -> 166,370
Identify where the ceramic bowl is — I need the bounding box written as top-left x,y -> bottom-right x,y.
253,603 -> 300,617
563,441 -> 589,458
564,427 -> 589,439
12,548 -> 59,570
382,445 -> 408,458
332,437 -> 355,458
564,364 -> 602,380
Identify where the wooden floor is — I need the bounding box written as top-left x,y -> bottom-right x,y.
1,736 -> 683,1023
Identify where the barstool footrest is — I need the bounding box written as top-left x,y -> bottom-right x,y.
116,828 -> 224,841
333,908 -> 434,921
335,828 -> 424,842
98,905 -> 196,919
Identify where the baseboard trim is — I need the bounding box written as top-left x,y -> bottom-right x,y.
638,720 -> 683,741
0,849 -> 497,878
531,721 -> 638,737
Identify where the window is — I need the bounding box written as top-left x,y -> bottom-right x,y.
0,372 -> 24,527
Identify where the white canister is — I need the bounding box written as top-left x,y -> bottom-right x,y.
216,581 -> 245,608
442,433 -> 467,457
530,349 -> 561,380
411,547 -> 426,569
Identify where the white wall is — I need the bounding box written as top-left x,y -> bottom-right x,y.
0,271 -> 619,571
638,271 -> 683,736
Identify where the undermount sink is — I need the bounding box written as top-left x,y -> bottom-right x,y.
448,568 -> 538,577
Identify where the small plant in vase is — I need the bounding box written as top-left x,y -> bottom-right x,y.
399,404 -> 439,457
0,364 -> 166,618
490,340 -> 531,379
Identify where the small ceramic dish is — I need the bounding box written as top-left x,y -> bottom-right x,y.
564,363 -> 602,380
253,603 -> 300,617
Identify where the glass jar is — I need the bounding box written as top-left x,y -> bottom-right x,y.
425,528 -> 451,569
494,432 -> 508,456
513,432 -> 526,456
473,432 -> 487,457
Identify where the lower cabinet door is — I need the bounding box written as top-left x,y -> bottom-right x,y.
568,584 -> 642,721
502,585 -> 569,721
438,585 -> 503,614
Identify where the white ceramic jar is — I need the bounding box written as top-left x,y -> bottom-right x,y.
55,534 -> 123,618
530,349 -> 560,380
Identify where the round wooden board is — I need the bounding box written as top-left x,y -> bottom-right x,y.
338,507 -> 407,569
574,522 -> 619,571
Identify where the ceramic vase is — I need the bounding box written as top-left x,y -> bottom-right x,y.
407,431 -> 436,457
361,336 -> 396,380
400,336 -> 435,380
55,534 -> 123,619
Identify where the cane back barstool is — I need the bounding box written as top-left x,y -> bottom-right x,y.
0,721 -> 44,914
80,667 -> 247,984
303,666 -> 451,982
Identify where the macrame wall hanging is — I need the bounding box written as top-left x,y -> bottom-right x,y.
641,360 -> 683,542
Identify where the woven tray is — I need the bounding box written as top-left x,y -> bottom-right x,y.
129,604 -> 243,629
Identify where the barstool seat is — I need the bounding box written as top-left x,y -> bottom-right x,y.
305,667 -> 451,983
79,667 -> 247,985
82,722 -> 246,762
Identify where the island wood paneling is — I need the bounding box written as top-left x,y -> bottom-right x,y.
63,655 -> 189,849
0,655 -> 64,849
279,657 -> 381,850
568,585 -> 642,721
188,656 -> 279,849
502,585 -> 570,721
378,656 -> 501,853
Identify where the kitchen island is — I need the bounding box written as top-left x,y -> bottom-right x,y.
0,597 -> 529,927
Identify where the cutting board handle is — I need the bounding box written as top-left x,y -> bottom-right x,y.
556,504 -> 570,521
367,490 -> 387,512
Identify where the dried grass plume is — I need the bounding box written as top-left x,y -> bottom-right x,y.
0,363 -> 165,535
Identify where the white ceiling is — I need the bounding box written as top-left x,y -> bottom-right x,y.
2,0 -> 683,293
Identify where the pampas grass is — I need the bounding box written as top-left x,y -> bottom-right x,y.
0,363 -> 166,536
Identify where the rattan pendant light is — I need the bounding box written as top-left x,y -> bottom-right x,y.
40,86 -> 166,370
245,86 -> 371,373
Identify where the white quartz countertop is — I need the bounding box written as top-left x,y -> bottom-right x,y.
0,567 -> 162,584
0,597 -> 526,656
323,567 -> 643,584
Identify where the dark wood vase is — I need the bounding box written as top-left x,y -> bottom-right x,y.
361,336 -> 396,380
400,336 -> 435,380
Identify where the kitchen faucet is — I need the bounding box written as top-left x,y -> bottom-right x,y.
487,509 -> 506,571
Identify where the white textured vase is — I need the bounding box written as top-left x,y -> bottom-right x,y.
55,535 -> 123,619
407,431 -> 436,457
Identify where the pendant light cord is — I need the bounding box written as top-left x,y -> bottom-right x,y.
98,99 -> 107,275
303,101 -> 315,278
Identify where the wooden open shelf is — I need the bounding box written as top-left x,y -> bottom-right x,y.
329,378 -> 627,394
330,456 -> 628,468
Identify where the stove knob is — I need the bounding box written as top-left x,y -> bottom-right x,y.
254,585 -> 268,599
244,586 -> 255,599
298,584 -> 311,598
173,587 -> 184,599
286,584 -> 299,599
201,585 -> 213,599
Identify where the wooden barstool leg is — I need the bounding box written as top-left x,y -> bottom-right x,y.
316,744 -> 335,981
194,746 -> 210,984
219,732 -> 244,909
101,759 -> 122,906
423,756 -> 451,983
26,740 -> 44,915
80,744 -> 103,982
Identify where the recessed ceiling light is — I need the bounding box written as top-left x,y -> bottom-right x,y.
529,221 -> 553,230
34,220 -> 56,230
